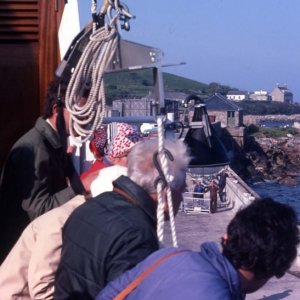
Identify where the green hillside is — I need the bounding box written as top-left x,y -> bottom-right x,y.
103,71 -> 300,115
103,69 -> 236,105
103,69 -> 209,104
163,72 -> 207,93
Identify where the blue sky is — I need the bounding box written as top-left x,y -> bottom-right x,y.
78,0 -> 300,102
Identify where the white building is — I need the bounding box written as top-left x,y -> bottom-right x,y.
249,90 -> 271,101
227,90 -> 249,101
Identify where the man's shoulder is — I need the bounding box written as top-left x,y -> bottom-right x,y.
68,191 -> 135,221
65,192 -> 153,236
64,193 -> 114,225
34,195 -> 86,226
5,130 -> 41,166
12,119 -> 46,149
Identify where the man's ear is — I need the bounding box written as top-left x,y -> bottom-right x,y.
51,103 -> 59,116
223,233 -> 228,242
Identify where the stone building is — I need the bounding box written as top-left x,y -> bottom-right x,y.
249,90 -> 271,101
204,94 -> 245,149
270,84 -> 293,104
112,97 -> 154,117
205,94 -> 243,127
112,96 -> 181,120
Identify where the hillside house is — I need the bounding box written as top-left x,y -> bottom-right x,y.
112,96 -> 181,120
205,94 -> 243,127
249,90 -> 271,101
205,94 -> 245,149
270,85 -> 293,104
227,90 -> 249,101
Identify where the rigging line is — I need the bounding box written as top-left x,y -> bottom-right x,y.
156,116 -> 178,247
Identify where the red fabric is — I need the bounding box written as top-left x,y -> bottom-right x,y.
109,123 -> 142,158
80,160 -> 108,180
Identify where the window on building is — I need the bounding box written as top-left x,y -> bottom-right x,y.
227,111 -> 235,118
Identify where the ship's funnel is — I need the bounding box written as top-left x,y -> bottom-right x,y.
183,95 -> 229,167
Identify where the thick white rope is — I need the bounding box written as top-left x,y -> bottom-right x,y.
65,2 -> 120,143
156,116 -> 178,247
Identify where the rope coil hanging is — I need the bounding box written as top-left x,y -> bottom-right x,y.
65,0 -> 132,143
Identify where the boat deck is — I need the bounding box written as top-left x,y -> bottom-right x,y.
164,209 -> 300,299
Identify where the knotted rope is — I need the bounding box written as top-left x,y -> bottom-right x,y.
156,116 -> 178,247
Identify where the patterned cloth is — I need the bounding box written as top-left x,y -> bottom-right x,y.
108,123 -> 142,158
89,126 -> 108,158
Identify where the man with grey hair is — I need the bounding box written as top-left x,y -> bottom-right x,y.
54,138 -> 190,300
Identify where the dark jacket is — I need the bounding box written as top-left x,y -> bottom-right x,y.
0,117 -> 80,262
54,175 -> 159,300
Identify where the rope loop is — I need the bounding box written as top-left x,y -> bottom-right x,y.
153,149 -> 174,190
155,116 -> 178,247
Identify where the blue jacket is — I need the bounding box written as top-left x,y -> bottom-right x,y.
54,175 -> 159,300
96,242 -> 244,300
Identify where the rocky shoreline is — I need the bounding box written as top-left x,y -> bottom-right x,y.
232,136 -> 300,185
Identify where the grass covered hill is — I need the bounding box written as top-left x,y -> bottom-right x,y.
103,69 -> 210,104
103,70 -> 300,116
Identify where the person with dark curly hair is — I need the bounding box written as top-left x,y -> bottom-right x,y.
221,197 -> 299,287
96,198 -> 299,300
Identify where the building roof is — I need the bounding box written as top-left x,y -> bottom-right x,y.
277,85 -> 289,91
227,90 -> 248,96
205,93 -> 243,111
252,90 -> 268,95
164,91 -> 189,101
273,85 -> 293,96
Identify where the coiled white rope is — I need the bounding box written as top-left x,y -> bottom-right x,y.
65,1 -> 120,143
156,116 -> 178,247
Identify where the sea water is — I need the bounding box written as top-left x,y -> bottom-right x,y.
249,178 -> 300,222
258,120 -> 294,128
